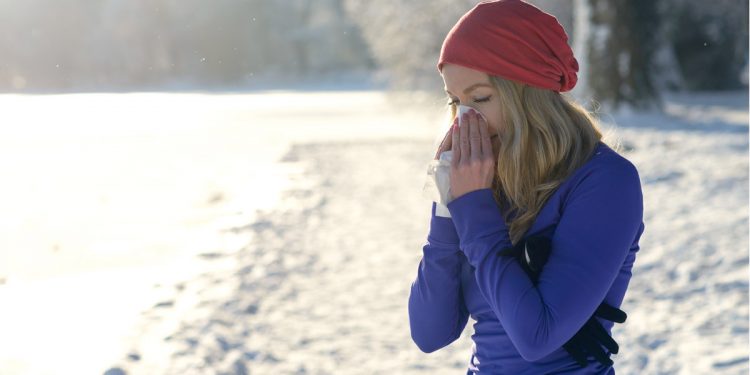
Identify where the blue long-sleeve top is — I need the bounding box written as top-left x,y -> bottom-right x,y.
408,141 -> 645,374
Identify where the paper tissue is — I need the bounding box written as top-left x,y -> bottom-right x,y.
422,104 -> 481,218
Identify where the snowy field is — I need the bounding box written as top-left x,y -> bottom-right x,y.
0,89 -> 746,374
0,90 -> 437,375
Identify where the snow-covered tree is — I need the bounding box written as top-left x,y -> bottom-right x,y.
342,0 -> 477,93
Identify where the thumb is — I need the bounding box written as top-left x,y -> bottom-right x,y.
435,121 -> 456,159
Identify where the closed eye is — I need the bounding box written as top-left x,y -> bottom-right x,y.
447,95 -> 491,107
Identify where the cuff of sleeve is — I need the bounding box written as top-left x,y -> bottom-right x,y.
447,189 -> 512,264
427,201 -> 460,245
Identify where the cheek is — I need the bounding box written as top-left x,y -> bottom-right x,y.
483,110 -> 502,135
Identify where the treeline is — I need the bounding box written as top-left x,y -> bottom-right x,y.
0,0 -> 746,110
344,0 -> 748,109
0,0 -> 374,91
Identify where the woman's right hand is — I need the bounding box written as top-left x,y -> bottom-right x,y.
434,116 -> 458,160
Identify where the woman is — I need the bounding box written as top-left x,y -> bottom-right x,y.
407,1 -> 646,374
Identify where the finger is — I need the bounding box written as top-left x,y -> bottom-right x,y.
445,118 -> 454,150
563,340 -> 589,367
583,342 -> 612,367
468,111 -> 481,160
586,319 -> 620,354
435,133 -> 447,160
478,113 -> 491,159
459,112 -> 470,163
436,118 -> 456,159
595,303 -> 627,323
578,326 -> 613,367
451,120 -> 460,166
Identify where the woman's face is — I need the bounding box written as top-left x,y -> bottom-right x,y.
441,63 -> 503,157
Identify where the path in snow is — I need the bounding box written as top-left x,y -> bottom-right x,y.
114,91 -> 748,375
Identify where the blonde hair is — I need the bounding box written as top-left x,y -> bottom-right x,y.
448,76 -> 616,245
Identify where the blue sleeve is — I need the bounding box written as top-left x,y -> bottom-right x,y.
446,162 -> 644,361
408,201 -> 471,353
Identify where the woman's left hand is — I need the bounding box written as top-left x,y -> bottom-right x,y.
449,109 -> 496,201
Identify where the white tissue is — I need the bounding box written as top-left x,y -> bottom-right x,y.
422,150 -> 454,217
457,104 -> 477,125
421,105 -> 481,218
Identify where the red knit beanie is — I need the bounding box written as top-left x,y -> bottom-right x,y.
437,0 -> 579,92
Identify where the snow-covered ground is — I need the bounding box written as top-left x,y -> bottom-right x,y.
0,89 -> 746,374
601,91 -> 749,374
0,90 -> 438,375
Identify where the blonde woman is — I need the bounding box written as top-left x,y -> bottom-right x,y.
407,1 -> 646,374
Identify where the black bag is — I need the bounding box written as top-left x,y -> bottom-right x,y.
497,235 -> 627,367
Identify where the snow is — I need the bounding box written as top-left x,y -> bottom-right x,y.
0,88 -> 746,374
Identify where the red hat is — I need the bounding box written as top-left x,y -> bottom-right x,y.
437,0 -> 579,92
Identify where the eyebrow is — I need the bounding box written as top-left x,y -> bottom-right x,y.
444,83 -> 493,95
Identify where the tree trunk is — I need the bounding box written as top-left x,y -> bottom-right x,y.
585,0 -> 662,111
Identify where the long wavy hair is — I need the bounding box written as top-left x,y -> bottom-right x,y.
448,75 -> 618,245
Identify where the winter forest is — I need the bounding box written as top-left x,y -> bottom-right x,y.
0,1 -> 747,375
0,0 -> 747,107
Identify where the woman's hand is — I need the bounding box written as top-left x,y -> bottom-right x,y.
449,109 -> 496,200
434,117 -> 457,160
